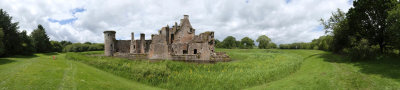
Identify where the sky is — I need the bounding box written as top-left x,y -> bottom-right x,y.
0,0 -> 352,44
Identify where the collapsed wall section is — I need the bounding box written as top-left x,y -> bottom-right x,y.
148,35 -> 169,59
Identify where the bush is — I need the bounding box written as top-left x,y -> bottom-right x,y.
63,43 -> 104,52
344,39 -> 379,60
50,41 -> 63,52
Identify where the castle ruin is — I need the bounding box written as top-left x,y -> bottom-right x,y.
104,15 -> 229,61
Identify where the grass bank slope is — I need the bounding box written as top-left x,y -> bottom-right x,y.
248,50 -> 400,90
3,49 -> 398,90
66,49 -> 304,90
0,53 -> 160,90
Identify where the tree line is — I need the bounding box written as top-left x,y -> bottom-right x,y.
215,35 -> 277,49
279,35 -> 332,51
0,9 -> 103,57
281,0 -> 400,60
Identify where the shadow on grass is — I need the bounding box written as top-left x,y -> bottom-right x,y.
0,54 -> 39,65
354,57 -> 400,81
0,52 -> 60,65
11,54 -> 39,58
0,58 -> 15,65
41,52 -> 59,56
316,52 -> 400,82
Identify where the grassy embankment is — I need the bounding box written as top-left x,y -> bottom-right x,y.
1,49 -> 399,89
65,49 -> 304,90
248,50 -> 400,89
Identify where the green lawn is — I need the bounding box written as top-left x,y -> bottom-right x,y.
248,50 -> 400,90
0,53 -> 160,90
0,49 -> 399,89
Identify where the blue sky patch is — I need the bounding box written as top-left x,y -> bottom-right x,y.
347,0 -> 353,5
48,8 -> 85,25
72,8 -> 86,15
285,0 -> 291,4
312,25 -> 324,32
48,18 -> 78,25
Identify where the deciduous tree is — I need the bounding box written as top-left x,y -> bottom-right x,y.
240,37 -> 254,49
346,0 -> 397,53
387,4 -> 400,50
256,35 -> 271,49
222,36 -> 237,49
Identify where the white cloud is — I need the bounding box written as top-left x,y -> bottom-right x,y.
0,0 -> 352,44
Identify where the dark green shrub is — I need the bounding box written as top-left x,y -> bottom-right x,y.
63,43 -> 104,52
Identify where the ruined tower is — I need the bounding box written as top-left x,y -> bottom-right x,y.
139,33 -> 145,53
130,32 -> 135,53
104,31 -> 116,56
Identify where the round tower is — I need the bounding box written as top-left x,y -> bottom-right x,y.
104,31 -> 116,56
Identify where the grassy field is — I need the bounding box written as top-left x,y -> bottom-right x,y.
66,49 -> 304,90
1,49 -> 400,89
247,50 -> 400,89
0,53 -> 160,90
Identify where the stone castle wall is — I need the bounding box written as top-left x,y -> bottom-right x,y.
103,15 -> 229,61
115,40 -> 130,53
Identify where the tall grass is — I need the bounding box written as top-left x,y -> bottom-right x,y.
65,49 -> 304,90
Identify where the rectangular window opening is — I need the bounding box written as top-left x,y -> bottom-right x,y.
183,50 -> 188,54
171,34 -> 174,43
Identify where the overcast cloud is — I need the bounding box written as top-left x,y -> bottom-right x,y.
0,0 -> 352,44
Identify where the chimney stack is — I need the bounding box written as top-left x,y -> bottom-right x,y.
184,15 -> 189,19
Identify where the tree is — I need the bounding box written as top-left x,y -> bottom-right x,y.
0,28 -> 4,56
279,44 -> 290,49
320,9 -> 349,52
320,9 -> 346,35
63,43 -> 104,52
236,41 -> 241,48
256,35 -> 271,49
279,36 -> 332,50
240,37 -> 254,49
84,42 -> 92,45
60,40 -> 72,47
387,4 -> 400,50
0,9 -> 22,56
31,24 -> 52,53
267,42 -> 277,49
50,41 -> 62,52
215,39 -> 223,48
222,36 -> 237,49
346,0 -> 397,53
19,30 -> 34,55
311,35 -> 333,51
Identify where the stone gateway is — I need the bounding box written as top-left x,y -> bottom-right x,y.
104,15 -> 229,61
